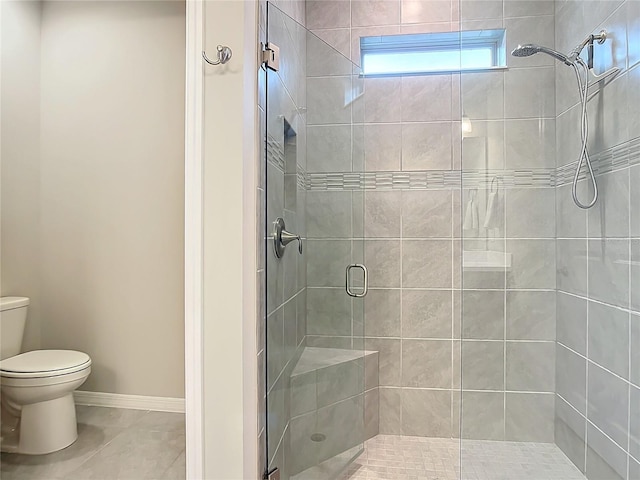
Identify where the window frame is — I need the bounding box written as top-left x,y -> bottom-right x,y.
359,29 -> 508,77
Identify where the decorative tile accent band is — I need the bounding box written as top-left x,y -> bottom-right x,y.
303,136 -> 640,191
266,135 -> 285,172
305,170 -> 556,190
307,171 -> 462,190
556,136 -> 640,187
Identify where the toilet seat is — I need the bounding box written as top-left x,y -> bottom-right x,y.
0,350 -> 91,379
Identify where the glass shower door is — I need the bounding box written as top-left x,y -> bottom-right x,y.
264,4 -> 366,480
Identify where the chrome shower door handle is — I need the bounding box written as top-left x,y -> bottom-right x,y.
345,264 -> 368,298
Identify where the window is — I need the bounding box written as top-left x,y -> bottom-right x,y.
360,29 -> 507,76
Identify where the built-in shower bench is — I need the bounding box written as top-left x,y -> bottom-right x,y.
287,347 -> 379,478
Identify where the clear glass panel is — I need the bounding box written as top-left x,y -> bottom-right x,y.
265,4 -> 366,479
459,1 -> 608,479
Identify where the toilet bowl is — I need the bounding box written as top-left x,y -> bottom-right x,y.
0,297 -> 92,455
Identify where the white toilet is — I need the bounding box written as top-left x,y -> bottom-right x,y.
0,297 -> 91,455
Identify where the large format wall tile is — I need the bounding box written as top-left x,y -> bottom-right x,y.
587,169 -> 630,239
505,15 -> 555,68
363,124 -> 402,172
557,239 -> 588,296
402,339 -> 453,388
364,191 -> 402,238
401,122 -> 453,170
555,395 -> 587,473
306,125 -> 353,173
505,188 -> 556,238
363,77 -> 402,123
632,313 -> 640,386
402,240 -> 453,288
307,288 -> 352,336
461,391 -> 504,440
402,389 -> 452,437
401,75 -> 453,122
504,67 -> 555,119
506,291 -> 556,341
506,239 -> 556,289
587,363 -> 629,447
462,291 -> 505,340
585,424 -> 627,480
365,338 -> 401,386
461,341 -> 504,390
506,342 -> 555,392
402,290 -> 453,338
351,0 -> 401,27
379,387 -> 402,434
365,240 -> 402,288
401,190 -> 453,238
505,393 -> 554,442
504,118 -> 556,169
364,289 -> 401,337
587,302 -> 629,379
556,344 -> 587,415
556,292 -> 587,355
588,238 -> 630,308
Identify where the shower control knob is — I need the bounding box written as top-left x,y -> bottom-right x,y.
273,218 -> 302,258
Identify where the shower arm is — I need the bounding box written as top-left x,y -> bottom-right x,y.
567,30 -> 607,68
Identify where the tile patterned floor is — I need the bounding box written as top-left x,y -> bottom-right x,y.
0,406 -> 185,480
340,435 -> 586,480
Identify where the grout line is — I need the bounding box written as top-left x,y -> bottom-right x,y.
557,341 -> 640,390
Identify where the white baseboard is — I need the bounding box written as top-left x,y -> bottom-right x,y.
74,391 -> 185,413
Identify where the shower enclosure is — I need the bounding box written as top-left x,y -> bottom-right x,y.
259,0 -> 640,479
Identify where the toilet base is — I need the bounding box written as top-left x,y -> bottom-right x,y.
1,393 -> 78,455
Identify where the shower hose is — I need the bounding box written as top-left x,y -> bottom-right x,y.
570,56 -> 598,209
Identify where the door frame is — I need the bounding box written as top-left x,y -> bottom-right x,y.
184,0 -> 204,478
185,1 -> 259,478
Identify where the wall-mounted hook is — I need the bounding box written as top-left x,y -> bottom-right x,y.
203,45 -> 232,66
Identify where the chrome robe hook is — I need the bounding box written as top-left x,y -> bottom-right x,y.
202,45 -> 232,65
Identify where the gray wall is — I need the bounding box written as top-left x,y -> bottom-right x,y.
2,1 -> 186,398
554,1 -> 640,478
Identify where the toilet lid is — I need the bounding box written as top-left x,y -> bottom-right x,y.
0,350 -> 91,378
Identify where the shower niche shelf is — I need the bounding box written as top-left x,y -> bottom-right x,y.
463,250 -> 512,272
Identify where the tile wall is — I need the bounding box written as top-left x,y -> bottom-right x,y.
553,1 -> 640,479
460,0 -> 558,444
306,0 -> 559,443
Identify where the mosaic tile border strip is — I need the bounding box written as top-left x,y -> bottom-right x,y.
556,135 -> 640,186
306,170 -> 557,190
304,136 -> 640,191
266,136 -> 285,172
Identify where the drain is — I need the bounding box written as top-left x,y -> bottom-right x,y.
310,433 -> 326,442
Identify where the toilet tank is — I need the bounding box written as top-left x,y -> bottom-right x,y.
0,297 -> 30,360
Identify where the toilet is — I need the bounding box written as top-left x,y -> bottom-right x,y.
0,297 -> 91,455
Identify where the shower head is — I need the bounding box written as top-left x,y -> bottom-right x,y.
511,44 -> 572,66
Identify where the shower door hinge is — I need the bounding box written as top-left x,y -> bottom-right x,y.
262,42 -> 280,71
264,467 -> 280,480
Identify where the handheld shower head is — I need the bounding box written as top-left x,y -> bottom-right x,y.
511,44 -> 572,65
511,44 -> 540,57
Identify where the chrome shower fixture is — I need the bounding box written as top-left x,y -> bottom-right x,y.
511,44 -> 572,65
567,30 -> 607,67
510,30 -> 610,209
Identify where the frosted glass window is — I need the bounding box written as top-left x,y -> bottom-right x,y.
360,29 -> 506,76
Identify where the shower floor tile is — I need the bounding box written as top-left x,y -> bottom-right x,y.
340,434 -> 585,480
